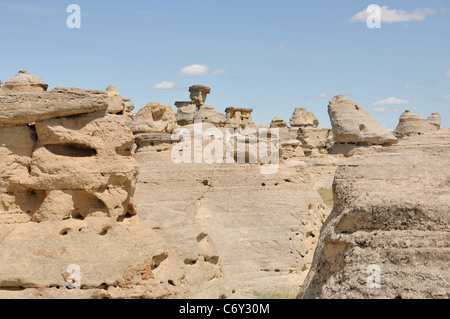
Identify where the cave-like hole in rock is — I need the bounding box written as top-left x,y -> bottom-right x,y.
46,143 -> 97,157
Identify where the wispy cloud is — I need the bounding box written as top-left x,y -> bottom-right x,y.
373,107 -> 400,113
403,81 -> 432,89
371,97 -> 411,106
350,6 -> 435,24
212,68 -> 227,75
150,81 -> 176,90
439,95 -> 450,101
178,64 -> 210,77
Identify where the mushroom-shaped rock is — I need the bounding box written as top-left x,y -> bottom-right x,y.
2,70 -> 48,92
290,108 -> 319,128
189,85 -> 211,105
328,95 -> 397,145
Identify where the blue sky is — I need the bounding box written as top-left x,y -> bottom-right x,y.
1,0 -> 449,129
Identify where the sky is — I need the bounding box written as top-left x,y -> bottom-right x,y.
0,0 -> 449,130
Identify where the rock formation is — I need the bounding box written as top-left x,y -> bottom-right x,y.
328,95 -> 397,154
298,130 -> 450,299
0,71 -> 191,299
134,127 -> 331,297
189,85 -> 211,105
130,102 -> 177,134
427,113 -> 442,129
225,107 -> 256,128
393,110 -> 441,138
297,127 -> 333,156
1,70 -> 48,92
290,108 -> 319,128
175,85 -> 227,127
270,117 -> 287,128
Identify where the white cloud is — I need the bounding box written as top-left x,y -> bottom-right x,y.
445,69 -> 450,78
440,95 -> 450,101
150,81 -> 176,90
350,6 -> 435,24
278,43 -> 288,50
371,97 -> 411,106
212,68 -> 227,75
373,107 -> 400,113
178,64 -> 210,77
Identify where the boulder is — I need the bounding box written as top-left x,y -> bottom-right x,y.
130,103 -> 177,134
270,117 -> 287,128
290,108 -> 319,128
427,113 -> 442,129
193,105 -> 227,127
393,110 -> 439,138
328,95 -> 397,145
2,70 -> 48,92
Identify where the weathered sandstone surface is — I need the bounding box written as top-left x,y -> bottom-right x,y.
299,130 -> 450,299
393,110 -> 441,138
0,71 -> 188,299
328,95 -> 397,147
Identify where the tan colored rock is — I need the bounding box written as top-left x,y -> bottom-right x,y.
393,110 -> 439,138
189,85 -> 211,105
0,87 -> 108,126
427,113 -> 442,129
270,117 -> 287,128
225,108 -> 256,128
193,105 -> 227,127
134,129 -> 331,297
21,113 -> 138,221
290,108 -> 319,128
105,85 -> 125,114
175,86 -> 227,127
2,70 -> 48,92
328,95 -> 397,145
297,127 -> 333,156
299,130 -> 450,299
0,216 -> 189,299
130,103 -> 177,134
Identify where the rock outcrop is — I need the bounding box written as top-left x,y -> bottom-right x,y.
270,117 -> 287,128
225,108 -> 256,128
130,102 -> 177,134
290,108 -> 319,128
1,70 -> 48,92
134,129 -> 331,297
175,85 -> 227,127
328,96 -> 397,154
393,110 -> 441,138
0,71 -> 190,299
298,130 -> 450,299
297,128 -> 333,156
